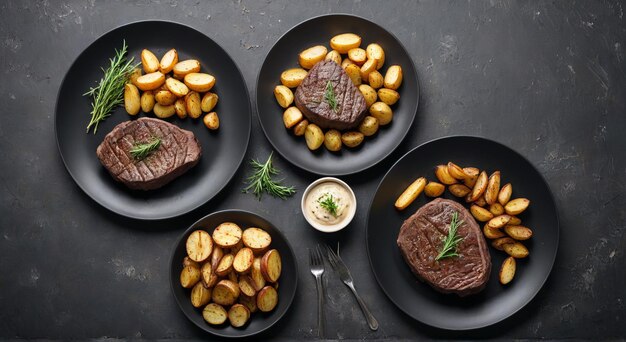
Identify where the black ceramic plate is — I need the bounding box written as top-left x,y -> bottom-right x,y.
170,210 -> 298,338
256,14 -> 419,175
367,136 -> 559,330
55,21 -> 251,220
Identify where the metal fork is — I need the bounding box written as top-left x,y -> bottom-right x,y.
324,244 -> 379,331
309,245 -> 325,338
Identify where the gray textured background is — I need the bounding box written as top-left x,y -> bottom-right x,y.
1,0 -> 624,340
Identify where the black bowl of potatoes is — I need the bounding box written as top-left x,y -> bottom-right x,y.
170,210 -> 298,338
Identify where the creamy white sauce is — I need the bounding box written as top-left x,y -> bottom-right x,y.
305,182 -> 352,226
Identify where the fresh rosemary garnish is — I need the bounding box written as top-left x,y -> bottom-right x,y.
243,152 -> 296,200
84,40 -> 140,134
130,137 -> 161,160
319,194 -> 339,217
323,80 -> 339,112
435,211 -> 464,261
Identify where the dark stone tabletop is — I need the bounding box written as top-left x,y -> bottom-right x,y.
1,0 -> 624,340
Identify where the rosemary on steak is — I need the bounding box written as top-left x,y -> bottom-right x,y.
130,137 -> 161,160
323,80 -> 339,112
435,211 -> 464,261
84,40 -> 139,134
318,194 -> 339,217
243,152 -> 296,200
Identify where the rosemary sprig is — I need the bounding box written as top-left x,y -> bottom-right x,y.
130,137 -> 161,160
84,40 -> 139,134
319,194 -> 339,217
323,80 -> 339,112
435,211 -> 464,261
243,152 -> 296,200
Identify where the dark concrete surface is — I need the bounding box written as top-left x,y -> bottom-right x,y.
1,0 -> 625,340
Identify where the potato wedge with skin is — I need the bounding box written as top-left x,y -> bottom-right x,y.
330,33 -> 362,53
471,204 -> 494,222
368,70 -> 384,89
341,131 -> 364,148
377,88 -> 400,106
293,119 -> 308,136
489,203 -> 505,216
174,98 -> 187,119
463,167 -> 480,188
491,237 -> 516,251
324,129 -> 342,152
499,257 -> 516,285
135,71 -> 165,91
483,224 -> 506,239
212,279 -> 241,306
485,171 -> 501,205
180,265 -> 201,288
508,216 -> 522,225
341,58 -> 356,69
242,228 -> 272,254
394,177 -> 426,210
201,92 -> 219,112
141,49 -> 160,73
358,84 -> 377,108
424,181 -> 445,197
299,45 -> 328,69
358,116 -> 379,136
469,171 -> 488,201
305,124 -> 324,150
446,162 -> 467,180
129,68 -> 142,87
369,102 -> 392,125
165,77 -> 189,97
325,50 -> 342,65
360,58 -> 377,82
186,230 -> 213,263
274,85 -> 294,108
251,257 -> 266,291
348,48 -> 367,65
504,225 -> 533,240
210,246 -> 224,271
238,275 -> 257,297
155,89 -> 177,106
234,247 -> 254,274
239,294 -> 257,313
203,112 -> 219,130
345,64 -> 362,86
184,73 -> 216,93
498,183 -> 513,205
505,198 -> 530,216
216,253 -> 234,277
173,59 -> 201,77
448,184 -> 471,197
261,249 -> 282,283
257,285 -> 279,312
185,91 -> 202,119
283,107 -> 303,129
228,304 -> 251,328
159,48 -> 178,74
191,282 -> 212,308
124,83 -> 140,115
503,242 -> 529,258
201,262 -> 218,288
203,303 -> 228,325
366,43 -> 386,69
212,222 -> 243,248
183,256 -> 199,268
384,65 -> 403,90
280,68 -> 308,88
487,214 -> 512,229
435,165 -> 458,185
140,91 -> 155,113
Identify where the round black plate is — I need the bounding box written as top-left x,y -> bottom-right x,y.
170,210 -> 298,338
55,21 -> 251,220
256,14 -> 419,175
366,136 -> 559,330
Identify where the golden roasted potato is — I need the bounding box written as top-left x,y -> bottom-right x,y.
489,203 -> 505,216
211,246 -> 224,272
324,129 -> 342,152
280,68 -> 308,88
358,116 -> 379,136
216,253 -> 234,277
234,247 -> 255,274
377,88 -> 400,106
257,285 -> 278,312
124,83 -> 140,115
184,73 -> 216,93
508,216 -> 522,225
395,177 -> 426,210
330,33 -> 362,53
485,171 -> 501,205
238,275 -> 257,297
344,64 -> 362,85
180,265 -> 201,288
213,222 -> 242,248
463,167 -> 480,188
368,70 -> 384,89
487,214 -> 512,229
424,181 -> 445,197
155,89 -> 177,106
260,249 -> 282,283
159,48 -> 178,74
141,49 -> 160,73
251,257 -> 266,291
499,257 -> 516,285
165,77 -> 189,97
201,262 -> 219,288
491,237 -> 516,251
448,184 -> 471,197
474,196 -> 488,207
299,45 -> 328,69
369,102 -> 393,125
203,303 -> 228,325
293,119 -> 308,136
483,224 -> 506,239
283,106 -> 303,129
341,58 -> 356,69
203,112 -> 219,130
191,282 -> 212,308
274,85 -> 294,108
384,65 -> 403,90
359,58 -> 377,83
228,304 -> 251,328
325,50 -> 342,64
304,123 -> 324,150
358,84 -> 377,108
471,204 -> 494,222
173,59 -> 201,77
498,183 -> 513,205
504,225 -> 533,240
212,279 -> 241,306
435,165 -> 458,185
153,103 -> 176,118
503,242 -> 529,258
242,228 -> 272,254
185,91 -> 202,119
174,98 -> 187,119
129,67 -> 142,87
469,171 -> 488,201
447,162 -> 467,180
135,71 -> 165,91
186,230 -> 213,263
505,198 -> 530,216
348,47 -> 367,65
341,131 -> 364,148
366,43 -> 385,69
201,92 -> 219,112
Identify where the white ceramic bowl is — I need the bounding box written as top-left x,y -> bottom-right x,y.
301,177 -> 357,233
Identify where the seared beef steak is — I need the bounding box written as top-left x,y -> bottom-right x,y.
294,60 -> 367,130
397,198 -> 491,296
96,117 -> 201,190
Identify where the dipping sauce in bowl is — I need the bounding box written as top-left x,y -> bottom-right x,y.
301,177 -> 357,233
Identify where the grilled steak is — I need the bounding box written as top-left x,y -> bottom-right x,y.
397,198 -> 491,296
294,60 -> 367,130
96,117 -> 201,191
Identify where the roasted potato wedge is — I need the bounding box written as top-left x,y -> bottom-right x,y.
435,165 -> 458,185
324,129 -> 342,152
348,47 -> 367,65
341,131 -> 364,148
446,162 -> 467,180
330,33 -> 362,53
233,247 -> 254,274
201,262 -> 219,288
344,64 -> 362,86
358,116 -> 379,136
173,59 -> 201,77
256,285 -> 278,312
184,73 -> 216,92
191,282 -> 212,308
487,214 -> 512,229
368,70 -> 384,89
448,184 -> 471,197
366,43 -> 386,69
135,71 -> 165,91
360,58 -> 377,81
395,177 -> 426,210
304,123 -> 324,150
299,45 -> 328,69
180,265 -> 201,288
238,275 -> 257,297
159,48 -> 178,73
203,303 -> 228,325
210,246 -> 224,272
505,198 -> 530,216
471,204 -> 494,222
474,196 -> 487,207
283,106 -> 303,129
274,85 -> 294,108
485,171 -> 501,205
483,224 -> 506,239
201,92 -> 219,113
369,102 -> 392,125
469,171 -> 488,201
141,49 -> 160,73
424,181 -> 445,197
212,222 -> 243,248
203,112 -> 219,130
491,237 -> 516,251
508,216 -> 522,225
124,83 -> 140,115
293,119 -> 308,136
185,91 -> 202,119
215,253 -> 234,277
489,203 -> 505,216
212,279 -> 241,306
504,225 -> 533,240
325,50 -> 342,64
186,230 -> 213,262
503,242 -> 529,258
384,65 -> 403,90
499,257 -> 516,285
242,228 -> 272,254
174,98 -> 187,119
165,77 -> 189,97
280,68 -> 308,88
463,167 -> 480,188
251,257 -> 266,291
377,88 -> 400,106
498,183 -> 513,205
228,304 -> 251,328
358,84 -> 377,108
155,89 -> 177,106
260,249 -> 282,283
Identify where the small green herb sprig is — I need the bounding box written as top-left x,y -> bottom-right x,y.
323,80 -> 339,112
243,152 -> 296,200
130,137 -> 161,160
319,194 -> 339,217
435,211 -> 464,261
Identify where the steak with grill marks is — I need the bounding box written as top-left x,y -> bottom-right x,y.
397,198 -> 491,296
294,60 -> 367,130
96,117 -> 201,191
